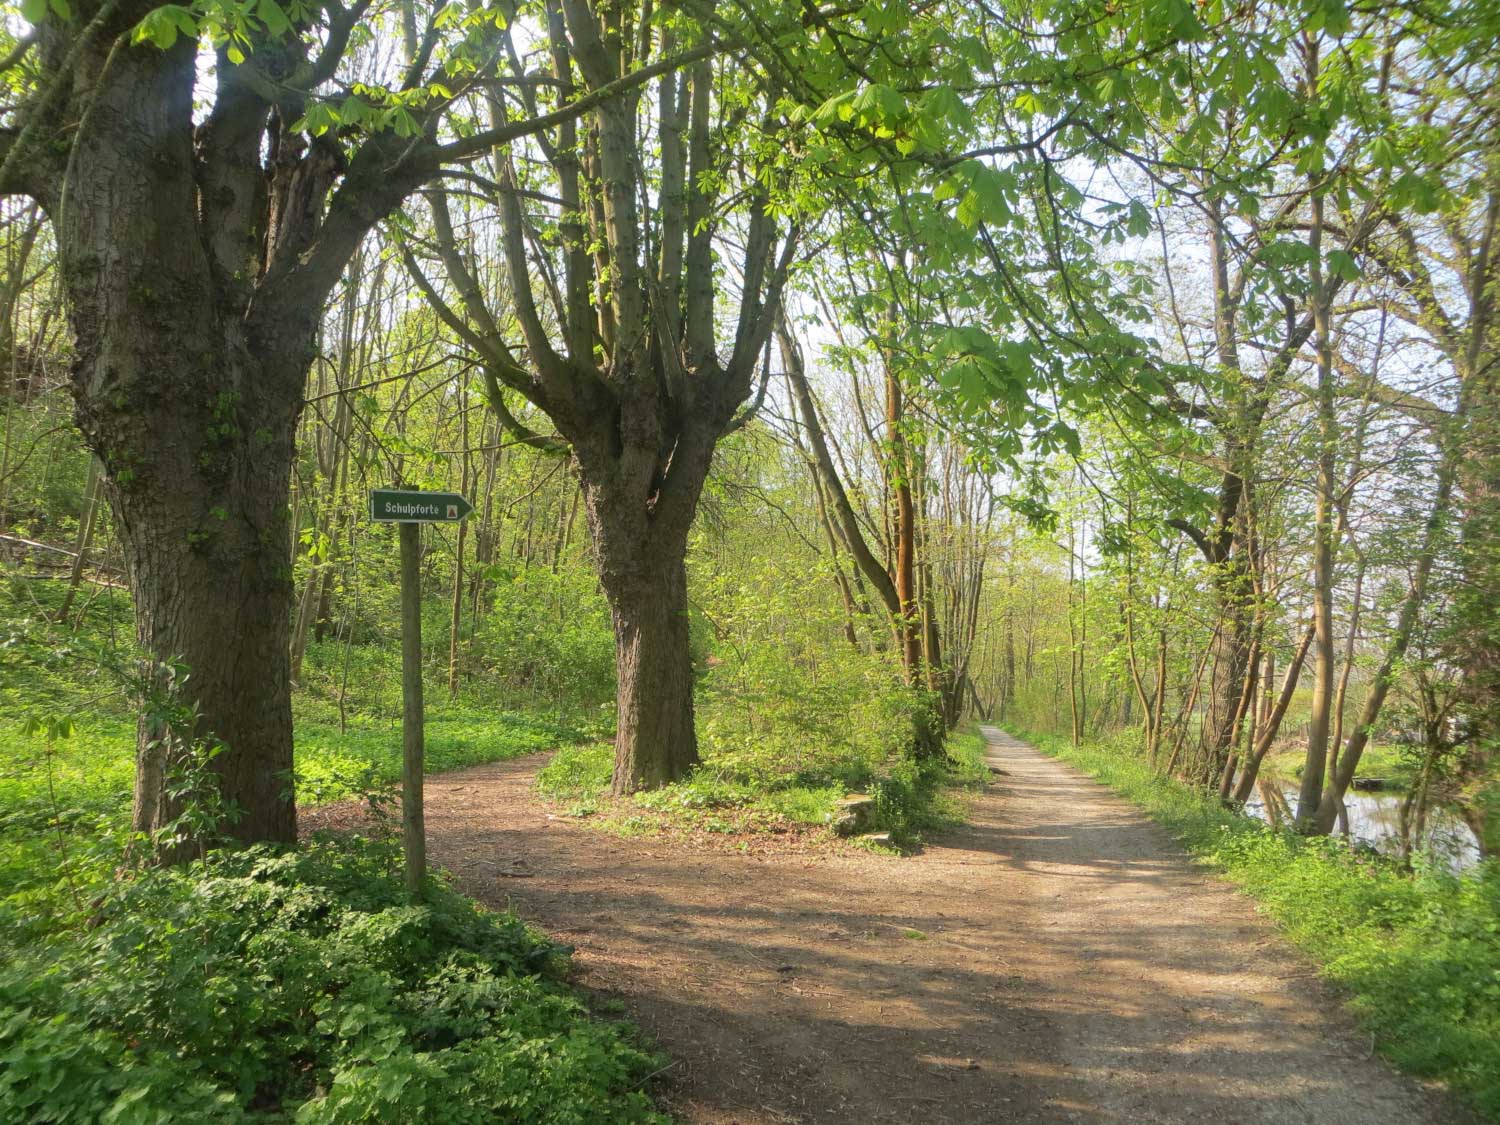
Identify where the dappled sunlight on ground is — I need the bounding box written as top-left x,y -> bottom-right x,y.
304,730 -> 1474,1125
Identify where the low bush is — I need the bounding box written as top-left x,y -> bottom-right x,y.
866,730 -> 989,842
469,566 -> 616,710
0,835 -> 666,1123
694,648 -> 926,790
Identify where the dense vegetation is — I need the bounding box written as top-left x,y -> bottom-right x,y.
2,836 -> 666,1122
0,0 -> 1496,1118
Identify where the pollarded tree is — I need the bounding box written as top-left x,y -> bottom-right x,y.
405,2 -> 824,792
0,0 -> 716,845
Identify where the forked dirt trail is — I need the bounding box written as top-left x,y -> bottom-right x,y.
365,728 -> 1475,1123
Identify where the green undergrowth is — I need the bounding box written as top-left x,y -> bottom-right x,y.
0,575 -> 582,898
536,726 -> 990,847
0,834 -> 666,1123
1,574 -> 665,1121
1022,728 -> 1500,1119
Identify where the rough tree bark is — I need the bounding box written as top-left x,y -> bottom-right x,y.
42,36 -> 341,844
582,456 -> 706,790
408,9 -> 798,793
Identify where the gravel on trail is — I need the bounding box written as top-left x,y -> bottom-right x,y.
305,727 -> 1475,1124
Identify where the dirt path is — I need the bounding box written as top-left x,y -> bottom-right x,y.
317,728 -> 1475,1123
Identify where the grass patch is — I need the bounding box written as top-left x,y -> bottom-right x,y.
536,727 -> 992,847
291,705 -> 578,806
535,742 -> 615,800
1022,727 -> 1500,1119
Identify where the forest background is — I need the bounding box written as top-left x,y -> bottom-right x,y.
0,0 -> 1498,1119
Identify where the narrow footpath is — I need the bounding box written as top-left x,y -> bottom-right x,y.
342,728 -> 1475,1123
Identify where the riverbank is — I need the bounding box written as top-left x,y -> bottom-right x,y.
1021,728 -> 1500,1119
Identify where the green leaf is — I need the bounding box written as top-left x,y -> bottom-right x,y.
1391,171 -> 1439,214
256,0 -> 292,36
811,91 -> 856,127
1054,422 -> 1082,458
1314,0 -> 1350,36
917,86 -> 972,133
851,84 -> 905,127
1328,249 -> 1360,282
1368,136 -> 1397,171
339,96 -> 371,127
385,107 -> 420,137
132,5 -> 199,48
19,0 -> 46,24
293,102 -> 339,136
1013,92 -> 1044,120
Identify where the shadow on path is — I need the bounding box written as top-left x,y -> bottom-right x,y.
333,729 -> 1476,1124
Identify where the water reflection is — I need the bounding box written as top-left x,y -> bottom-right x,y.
1243,785 -> 1481,873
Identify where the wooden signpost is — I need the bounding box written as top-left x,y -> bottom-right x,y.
368,489 -> 474,899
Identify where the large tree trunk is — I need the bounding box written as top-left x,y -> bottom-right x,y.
576,418 -> 716,794
34,32 -> 423,849
599,549 -> 698,793
94,349 -> 303,845
47,40 -> 312,847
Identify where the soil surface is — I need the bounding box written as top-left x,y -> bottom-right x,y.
306,727 -> 1475,1124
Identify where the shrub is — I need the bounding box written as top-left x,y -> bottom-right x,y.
472,566 -> 616,709
695,646 -> 925,788
0,836 -> 665,1123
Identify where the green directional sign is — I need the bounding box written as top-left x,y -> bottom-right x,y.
369,488 -> 474,523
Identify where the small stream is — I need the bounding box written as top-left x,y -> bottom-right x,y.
1243,785 -> 1482,873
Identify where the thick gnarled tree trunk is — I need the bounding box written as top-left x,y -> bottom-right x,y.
408,11 -> 798,793
49,40 -> 311,845
597,548 -> 699,792
11,17 -> 442,849
109,367 -> 302,842
574,412 -> 718,793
